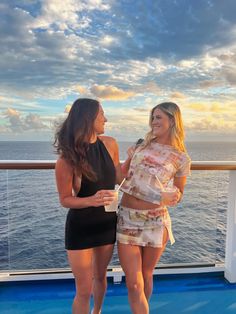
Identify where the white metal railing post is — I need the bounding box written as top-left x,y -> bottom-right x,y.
225,170 -> 236,283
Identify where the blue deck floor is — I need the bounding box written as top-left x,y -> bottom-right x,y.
1,272 -> 236,313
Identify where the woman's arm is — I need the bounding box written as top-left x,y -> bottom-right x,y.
55,158 -> 115,209
160,176 -> 187,207
121,145 -> 135,177
122,139 -> 143,176
170,176 -> 187,205
112,138 -> 124,184
121,157 -> 131,177
174,176 -> 187,202
99,136 -> 124,184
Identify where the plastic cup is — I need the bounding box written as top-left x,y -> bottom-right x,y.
163,186 -> 177,196
104,190 -> 119,212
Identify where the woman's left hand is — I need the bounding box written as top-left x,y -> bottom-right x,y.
161,187 -> 181,206
91,190 -> 116,207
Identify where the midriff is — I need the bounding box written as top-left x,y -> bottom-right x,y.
120,192 -> 163,210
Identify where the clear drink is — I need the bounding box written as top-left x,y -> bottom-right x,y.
104,190 -> 119,212
163,186 -> 177,196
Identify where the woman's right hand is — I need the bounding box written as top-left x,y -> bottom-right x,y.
127,146 -> 135,159
90,190 -> 116,207
121,146 -> 135,177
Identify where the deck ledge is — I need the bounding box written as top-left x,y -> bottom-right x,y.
0,264 -> 225,283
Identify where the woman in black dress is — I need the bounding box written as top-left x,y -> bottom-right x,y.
54,98 -> 122,314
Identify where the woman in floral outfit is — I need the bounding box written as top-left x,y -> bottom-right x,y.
117,102 -> 191,314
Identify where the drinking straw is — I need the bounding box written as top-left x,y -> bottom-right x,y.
155,175 -> 164,189
116,178 -> 126,191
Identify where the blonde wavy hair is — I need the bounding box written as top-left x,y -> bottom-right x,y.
141,102 -> 186,152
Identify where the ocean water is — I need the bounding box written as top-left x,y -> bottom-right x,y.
0,141 -> 236,271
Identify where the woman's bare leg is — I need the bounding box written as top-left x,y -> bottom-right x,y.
142,228 -> 168,300
92,244 -> 114,314
118,242 -> 148,314
67,249 -> 93,314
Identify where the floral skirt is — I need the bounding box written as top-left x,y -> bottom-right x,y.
117,206 -> 175,248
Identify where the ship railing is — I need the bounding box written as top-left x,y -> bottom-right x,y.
0,160 -> 236,283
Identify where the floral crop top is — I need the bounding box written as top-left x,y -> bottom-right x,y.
121,142 -> 191,205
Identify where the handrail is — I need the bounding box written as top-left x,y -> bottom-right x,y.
0,160 -> 236,170
0,160 -> 56,170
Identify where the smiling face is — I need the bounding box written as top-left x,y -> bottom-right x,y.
93,104 -> 107,135
151,108 -> 173,141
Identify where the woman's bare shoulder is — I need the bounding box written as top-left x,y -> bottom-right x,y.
55,157 -> 73,173
99,135 -> 118,148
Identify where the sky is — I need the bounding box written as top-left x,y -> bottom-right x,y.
0,0 -> 236,142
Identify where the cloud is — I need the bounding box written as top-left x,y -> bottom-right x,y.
106,1 -> 236,61
0,1 -> 110,96
75,85 -> 88,95
1,1 -> 236,100
64,104 -> 71,113
0,95 -> 44,112
25,113 -> 46,129
210,103 -> 225,113
137,81 -> 161,95
187,103 -> 207,112
100,35 -> 118,47
170,92 -> 186,99
178,60 -> 197,68
90,84 -> 135,100
133,108 -> 149,112
1,1 -> 236,141
3,107 -> 48,132
0,124 -> 8,133
223,68 -> 236,85
186,101 -> 236,115
186,116 -> 236,132
32,0 -> 110,31
199,80 -> 222,89
3,108 -> 27,132
4,108 -> 20,117
217,51 -> 236,62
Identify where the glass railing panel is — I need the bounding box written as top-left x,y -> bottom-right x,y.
0,167 -> 231,272
215,170 -> 228,263
6,169 -> 68,271
0,170 -> 9,270
160,169 -> 227,265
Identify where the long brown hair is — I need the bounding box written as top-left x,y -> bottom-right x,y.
54,98 -> 100,180
143,102 -> 187,152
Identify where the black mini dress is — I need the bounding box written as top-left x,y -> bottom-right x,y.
65,138 -> 117,250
